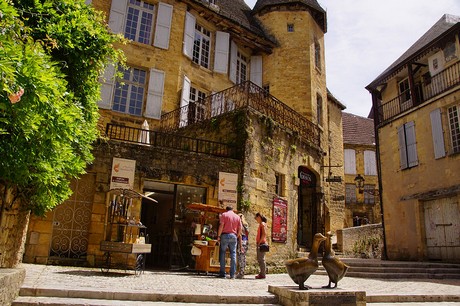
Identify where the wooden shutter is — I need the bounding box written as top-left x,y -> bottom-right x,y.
344,149 -> 356,174
405,121 -> 418,167
108,0 -> 127,34
430,108 -> 446,159
250,55 -> 263,87
229,40 -> 238,83
398,125 -> 408,169
364,150 -> 377,175
183,12 -> 195,59
154,2 -> 173,49
144,69 -> 165,119
214,31 -> 230,74
179,76 -> 191,127
98,64 -> 115,110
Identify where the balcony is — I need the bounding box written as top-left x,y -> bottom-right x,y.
160,81 -> 321,148
377,61 -> 460,125
105,123 -> 240,159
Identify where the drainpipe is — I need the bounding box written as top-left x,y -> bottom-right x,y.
371,90 -> 388,260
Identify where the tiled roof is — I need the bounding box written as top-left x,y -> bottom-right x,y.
342,112 -> 375,146
367,14 -> 460,88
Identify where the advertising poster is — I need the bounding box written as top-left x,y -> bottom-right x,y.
218,172 -> 238,208
272,197 -> 288,243
110,157 -> 136,190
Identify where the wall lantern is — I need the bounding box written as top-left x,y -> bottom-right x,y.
354,174 -> 365,194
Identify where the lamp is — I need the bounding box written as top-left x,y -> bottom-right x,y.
354,174 -> 365,194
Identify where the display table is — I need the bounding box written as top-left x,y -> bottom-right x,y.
99,241 -> 152,274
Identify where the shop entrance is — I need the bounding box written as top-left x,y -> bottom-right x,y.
297,167 -> 318,250
141,181 -> 206,270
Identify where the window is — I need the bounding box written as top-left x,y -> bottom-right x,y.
236,51 -> 248,84
363,185 -> 375,204
275,173 -> 285,196
443,39 -> 457,62
287,24 -> 294,32
345,184 -> 357,204
112,66 -> 147,116
124,0 -> 155,44
316,94 -> 323,126
398,78 -> 412,110
398,121 -> 418,169
315,41 -> 321,71
344,149 -> 356,174
448,105 -> 460,154
193,24 -> 211,69
364,150 -> 377,175
189,87 -> 207,123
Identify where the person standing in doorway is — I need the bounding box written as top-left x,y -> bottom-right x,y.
217,206 -> 242,278
236,213 -> 249,279
255,212 -> 267,279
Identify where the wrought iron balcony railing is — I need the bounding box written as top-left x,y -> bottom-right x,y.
160,81 -> 321,148
377,61 -> 460,125
105,123 -> 239,159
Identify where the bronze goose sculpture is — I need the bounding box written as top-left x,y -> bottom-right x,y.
321,231 -> 349,289
285,233 -> 326,290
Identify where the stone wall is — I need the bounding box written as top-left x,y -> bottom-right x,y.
337,223 -> 383,258
0,268 -> 25,306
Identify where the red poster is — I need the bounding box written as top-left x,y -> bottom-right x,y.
272,198 -> 288,243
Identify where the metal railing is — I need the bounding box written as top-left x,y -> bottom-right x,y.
105,123 -> 239,159
160,81 -> 321,148
378,61 -> 460,124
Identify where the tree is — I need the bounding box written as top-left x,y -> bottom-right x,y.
0,0 -> 124,267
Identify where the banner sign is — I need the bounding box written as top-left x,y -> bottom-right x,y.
110,157 -> 136,190
272,197 -> 288,243
218,172 -> 238,208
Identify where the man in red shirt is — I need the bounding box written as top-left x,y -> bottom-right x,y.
217,206 -> 242,278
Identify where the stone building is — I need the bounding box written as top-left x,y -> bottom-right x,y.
366,14 -> 460,261
342,112 -> 381,228
24,0 -> 346,270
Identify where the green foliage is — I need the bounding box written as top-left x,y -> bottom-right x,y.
0,0 -> 124,215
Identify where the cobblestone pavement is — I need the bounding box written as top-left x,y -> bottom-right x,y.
19,263 -> 460,303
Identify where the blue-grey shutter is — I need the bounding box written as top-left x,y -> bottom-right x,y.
398,125 -> 408,169
344,149 -> 356,174
179,76 -> 191,127
364,150 -> 377,175
229,41 -> 237,83
98,64 -> 115,110
108,0 -> 127,34
430,108 -> 446,159
405,121 -> 418,167
183,12 -> 195,59
154,2 -> 173,49
144,69 -> 165,119
85,0 -> 92,5
250,56 -> 263,87
214,31 -> 230,74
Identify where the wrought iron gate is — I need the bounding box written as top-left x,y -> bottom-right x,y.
49,174 -> 95,259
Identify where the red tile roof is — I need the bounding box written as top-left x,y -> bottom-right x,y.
342,112 -> 375,145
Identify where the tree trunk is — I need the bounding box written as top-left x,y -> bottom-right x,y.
0,186 -> 31,268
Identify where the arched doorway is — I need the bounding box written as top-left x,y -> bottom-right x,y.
297,167 -> 318,250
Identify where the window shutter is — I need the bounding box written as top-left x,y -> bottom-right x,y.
229,41 -> 237,83
108,0 -> 127,34
214,31 -> 230,74
85,0 -> 92,4
179,76 -> 191,127
364,150 -> 377,175
144,69 -> 165,119
154,2 -> 173,49
405,121 -> 418,167
398,125 -> 408,169
430,108 -> 446,159
344,149 -> 356,174
98,64 -> 116,110
250,55 -> 263,87
183,12 -> 195,59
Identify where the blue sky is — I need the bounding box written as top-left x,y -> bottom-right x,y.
245,0 -> 460,117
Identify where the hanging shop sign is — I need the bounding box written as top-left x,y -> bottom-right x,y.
272,197 -> 288,243
110,157 -> 136,190
218,172 -> 238,208
299,166 -> 316,187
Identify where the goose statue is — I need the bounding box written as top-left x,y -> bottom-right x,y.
321,231 -> 349,289
285,233 -> 326,290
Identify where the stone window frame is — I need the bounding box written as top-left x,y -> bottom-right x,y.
124,0 -> 156,45
112,66 -> 147,116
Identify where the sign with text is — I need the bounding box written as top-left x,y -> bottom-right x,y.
218,172 -> 238,208
110,157 -> 136,190
272,197 -> 288,243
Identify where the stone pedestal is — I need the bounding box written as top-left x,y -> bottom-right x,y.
268,285 -> 366,306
